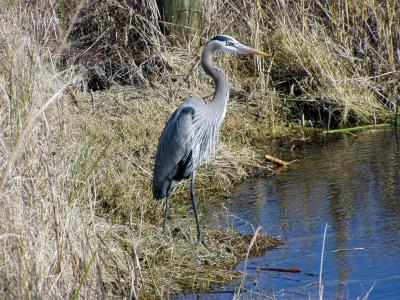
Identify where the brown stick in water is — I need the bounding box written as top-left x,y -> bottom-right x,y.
260,267 -> 302,273
265,154 -> 288,166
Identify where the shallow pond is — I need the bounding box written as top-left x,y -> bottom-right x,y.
176,129 -> 400,299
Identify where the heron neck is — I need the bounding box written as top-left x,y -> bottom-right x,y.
201,47 -> 229,112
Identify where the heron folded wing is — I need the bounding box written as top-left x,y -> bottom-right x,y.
152,105 -> 195,199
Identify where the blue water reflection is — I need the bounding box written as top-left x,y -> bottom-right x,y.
175,130 -> 400,299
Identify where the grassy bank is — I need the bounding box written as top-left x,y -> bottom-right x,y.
0,0 -> 398,298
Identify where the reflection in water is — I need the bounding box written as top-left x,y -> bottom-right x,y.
175,130 -> 400,299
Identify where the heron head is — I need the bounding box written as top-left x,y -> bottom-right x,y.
208,35 -> 269,56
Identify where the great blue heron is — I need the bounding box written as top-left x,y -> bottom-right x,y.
153,35 -> 268,243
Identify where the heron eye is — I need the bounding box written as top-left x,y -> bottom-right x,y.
226,41 -> 234,46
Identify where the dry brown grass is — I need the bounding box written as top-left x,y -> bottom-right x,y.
0,3 -> 279,298
0,0 -> 398,298
266,1 -> 397,127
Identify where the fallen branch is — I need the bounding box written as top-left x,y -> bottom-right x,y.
265,154 -> 288,166
333,247 -> 366,252
248,266 -> 318,277
253,267 -> 302,273
322,123 -> 391,135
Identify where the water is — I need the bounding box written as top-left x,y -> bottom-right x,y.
176,129 -> 400,299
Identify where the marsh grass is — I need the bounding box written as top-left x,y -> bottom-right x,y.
0,0 -> 398,298
0,6 -> 279,297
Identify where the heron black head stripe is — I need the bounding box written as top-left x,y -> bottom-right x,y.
210,35 -> 234,42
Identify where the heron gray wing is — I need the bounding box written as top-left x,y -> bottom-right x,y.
153,103 -> 196,199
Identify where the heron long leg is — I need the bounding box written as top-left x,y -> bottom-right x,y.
190,171 -> 203,243
162,195 -> 169,239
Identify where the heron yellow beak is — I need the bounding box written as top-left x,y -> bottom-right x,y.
236,44 -> 269,56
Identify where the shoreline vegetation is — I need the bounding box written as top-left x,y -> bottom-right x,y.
0,0 -> 399,298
